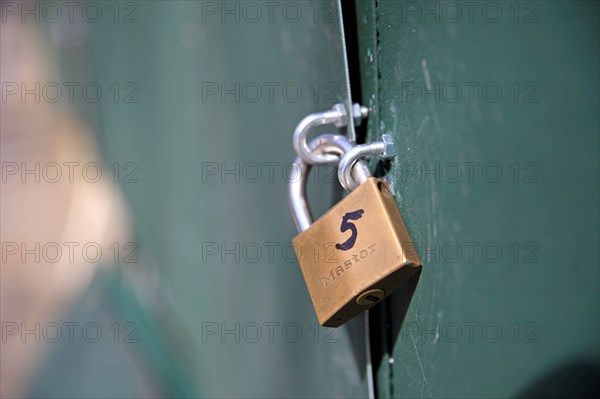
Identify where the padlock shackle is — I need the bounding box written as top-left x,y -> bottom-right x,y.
289,134 -> 371,233
338,134 -> 397,192
292,104 -> 369,165
292,110 -> 342,165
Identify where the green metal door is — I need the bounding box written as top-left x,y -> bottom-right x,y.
355,0 -> 599,397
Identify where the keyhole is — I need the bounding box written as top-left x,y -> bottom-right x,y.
356,288 -> 385,306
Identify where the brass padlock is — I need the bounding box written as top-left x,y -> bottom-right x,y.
290,136 -> 421,327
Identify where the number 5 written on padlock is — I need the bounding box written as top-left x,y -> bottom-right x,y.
335,209 -> 365,251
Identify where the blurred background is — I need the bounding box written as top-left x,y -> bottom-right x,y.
1,1 -> 599,398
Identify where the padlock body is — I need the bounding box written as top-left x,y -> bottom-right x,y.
293,177 -> 421,327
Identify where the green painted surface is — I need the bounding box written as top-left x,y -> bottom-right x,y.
36,1 -> 371,398
356,0 -> 600,397
55,1 -> 366,397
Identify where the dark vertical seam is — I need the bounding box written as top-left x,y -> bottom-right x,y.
375,0 -> 382,139
374,1 -> 395,397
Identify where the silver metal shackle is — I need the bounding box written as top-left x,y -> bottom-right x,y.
289,134 -> 371,233
338,134 -> 397,192
292,103 -> 368,165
